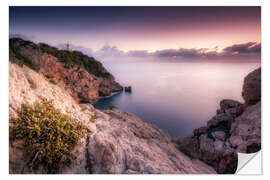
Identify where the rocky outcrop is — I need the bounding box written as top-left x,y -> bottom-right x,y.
9,62 -> 216,174
77,109 -> 216,174
124,86 -> 132,92
9,38 -> 122,103
242,68 -> 261,105
177,67 -> 261,174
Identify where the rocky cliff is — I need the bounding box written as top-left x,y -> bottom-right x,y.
9,38 -> 260,174
9,38 -> 122,103
9,62 -> 216,174
177,68 -> 261,174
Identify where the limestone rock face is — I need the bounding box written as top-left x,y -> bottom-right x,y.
85,109 -> 216,174
9,62 -> 215,174
177,68 -> 261,174
9,62 -> 96,173
242,68 -> 261,105
9,38 -> 122,103
230,102 -> 261,153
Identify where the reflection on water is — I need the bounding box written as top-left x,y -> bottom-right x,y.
94,61 -> 260,138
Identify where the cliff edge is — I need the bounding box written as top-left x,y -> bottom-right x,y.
9,62 -> 215,174
9,38 -> 122,103
177,67 -> 261,174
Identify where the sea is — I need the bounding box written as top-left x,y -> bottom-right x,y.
93,61 -> 260,138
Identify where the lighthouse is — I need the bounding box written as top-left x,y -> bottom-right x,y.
67,41 -> 71,51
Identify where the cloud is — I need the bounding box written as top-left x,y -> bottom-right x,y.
222,42 -> 261,54
126,50 -> 151,57
152,42 -> 261,60
11,35 -> 260,61
88,42 -> 261,61
95,44 -> 125,58
154,48 -> 207,59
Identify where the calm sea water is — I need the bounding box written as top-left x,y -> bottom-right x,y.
94,61 -> 260,138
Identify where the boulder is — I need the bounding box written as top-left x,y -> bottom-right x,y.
216,109 -> 224,115
207,113 -> 233,128
236,143 -> 247,153
199,135 -> 215,154
196,135 -> 237,173
230,101 -> 261,153
218,99 -> 244,118
214,140 -> 225,152
177,136 -> 199,158
224,106 -> 244,118
229,136 -> 243,148
193,126 -> 207,137
220,99 -> 243,110
211,131 -> 226,141
242,68 -> 261,105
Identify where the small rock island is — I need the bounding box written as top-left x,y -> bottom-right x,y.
124,86 -> 132,92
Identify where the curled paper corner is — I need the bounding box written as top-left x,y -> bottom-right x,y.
236,150 -> 262,175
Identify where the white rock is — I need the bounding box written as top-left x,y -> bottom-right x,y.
229,136 -> 243,148
9,62 -> 216,174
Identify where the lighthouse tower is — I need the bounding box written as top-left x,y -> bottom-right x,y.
67,41 -> 71,51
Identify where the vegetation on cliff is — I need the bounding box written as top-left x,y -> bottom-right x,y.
9,37 -> 122,103
9,99 -> 90,173
9,38 -> 111,78
39,43 -> 111,78
9,39 -> 37,71
9,61 -> 215,174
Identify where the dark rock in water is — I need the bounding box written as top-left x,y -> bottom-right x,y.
124,86 -> 132,92
242,68 -> 261,105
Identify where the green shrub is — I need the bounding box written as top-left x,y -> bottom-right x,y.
39,43 -> 111,78
9,39 -> 38,71
9,38 -> 113,78
9,99 -> 89,173
9,53 -> 37,71
49,79 -> 57,85
45,74 -> 54,79
108,105 -> 117,110
89,112 -> 98,122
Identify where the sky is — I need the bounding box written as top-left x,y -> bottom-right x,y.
9,6 -> 261,61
